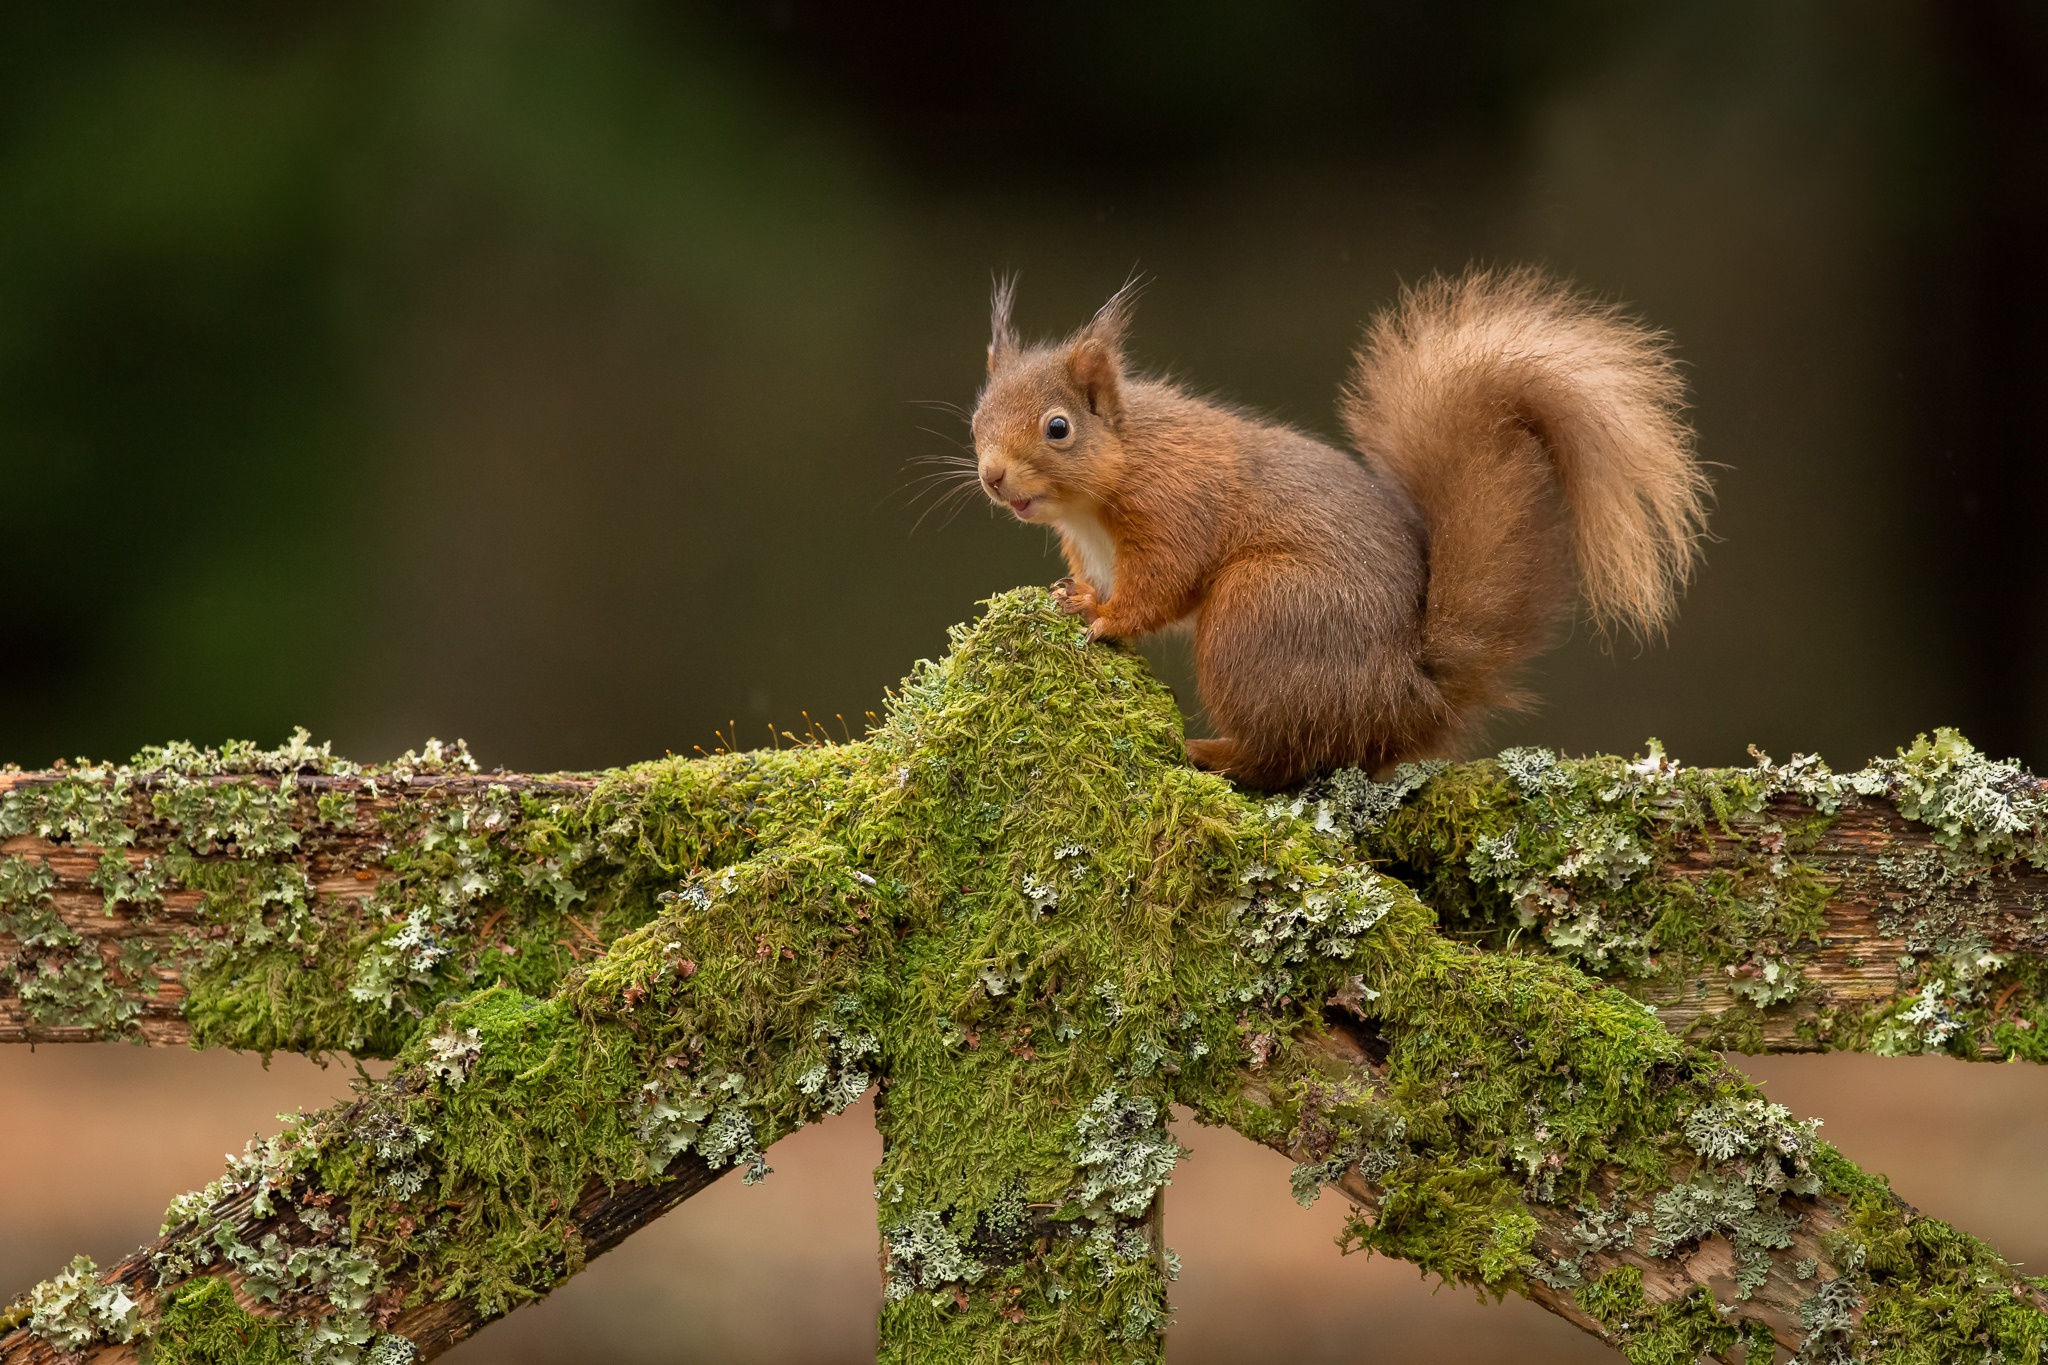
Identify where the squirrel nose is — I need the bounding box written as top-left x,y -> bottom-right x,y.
983,466 -> 1008,493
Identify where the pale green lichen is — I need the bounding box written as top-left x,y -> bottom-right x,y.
1330,737 -> 1795,990
0,726 -> 806,1051
420,1024 -> 482,1088
1856,729 -> 2048,863
1289,1098 -> 1405,1209
1071,1088 -> 1185,1221
149,1129 -> 407,1364
1531,1194 -> 1650,1290
1793,1276 -> 1861,1364
24,1255 -> 142,1353
0,847 -> 149,1034
1728,955 -> 1804,1007
796,994 -> 881,1114
884,1211 -> 989,1301
632,1068 -> 769,1182
1649,1173 -> 1801,1297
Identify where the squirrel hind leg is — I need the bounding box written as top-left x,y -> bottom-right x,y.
1184,737 -> 1244,775
1184,735 -> 1321,790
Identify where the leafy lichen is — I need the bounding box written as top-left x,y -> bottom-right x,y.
22,1255 -> 141,1354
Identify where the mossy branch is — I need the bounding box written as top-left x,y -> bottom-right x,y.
1242,962 -> 2048,1363
1336,730 -> 2048,1062
6,591 -> 2048,1364
0,1156 -> 722,1365
8,720 -> 2046,1063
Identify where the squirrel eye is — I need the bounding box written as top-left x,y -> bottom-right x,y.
1046,415 -> 1071,441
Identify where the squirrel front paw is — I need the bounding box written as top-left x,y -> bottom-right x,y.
1051,576 -> 1099,621
1053,577 -> 1122,643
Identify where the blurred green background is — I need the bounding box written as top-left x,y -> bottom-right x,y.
3,0 -> 2045,775
3,2 -> 2046,1362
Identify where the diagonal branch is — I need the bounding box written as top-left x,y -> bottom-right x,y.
1234,971 -> 2048,1364
0,1158 -> 724,1365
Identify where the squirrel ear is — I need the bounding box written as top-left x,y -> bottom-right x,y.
987,273 -> 1019,376
1066,273 -> 1142,413
1066,337 -> 1122,418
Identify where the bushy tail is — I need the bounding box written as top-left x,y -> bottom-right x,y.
1338,268 -> 1708,723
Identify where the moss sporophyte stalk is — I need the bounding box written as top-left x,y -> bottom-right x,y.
3,590 -> 2047,1364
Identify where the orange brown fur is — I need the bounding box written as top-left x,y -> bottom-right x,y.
969,269 -> 1709,789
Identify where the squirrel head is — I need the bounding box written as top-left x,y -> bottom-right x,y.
969,278 -> 1139,526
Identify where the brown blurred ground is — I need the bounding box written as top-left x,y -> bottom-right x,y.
3,1046 -> 2043,1363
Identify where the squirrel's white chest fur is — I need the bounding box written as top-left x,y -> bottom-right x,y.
1059,506 -> 1117,597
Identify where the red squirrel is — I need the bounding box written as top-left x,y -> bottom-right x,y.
968,268 -> 1709,789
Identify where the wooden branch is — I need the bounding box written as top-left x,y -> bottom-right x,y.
13,753 -> 2047,1066
0,737 -> 794,1056
1642,794 -> 2048,1054
0,824 -> 869,1365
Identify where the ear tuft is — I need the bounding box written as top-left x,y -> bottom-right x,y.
987,272 -> 1019,375
1082,271 -> 1145,351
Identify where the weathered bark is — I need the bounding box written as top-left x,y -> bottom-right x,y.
1637,794 -> 2048,1055
5,592 -> 2046,1365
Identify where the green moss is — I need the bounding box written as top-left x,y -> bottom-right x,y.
1321,728 -> 2048,1064
0,732 -> 837,1051
1340,742 -> 1817,997
1573,1265 -> 1771,1365
854,595 -> 1233,1362
150,1277 -> 295,1365
140,753 -> 893,1349
1337,1153 -> 1538,1287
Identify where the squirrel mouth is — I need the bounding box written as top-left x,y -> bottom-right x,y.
1006,497 -> 1035,517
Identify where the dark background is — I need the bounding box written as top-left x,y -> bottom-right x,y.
3,3 -> 2046,1362
3,0 -> 2046,775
